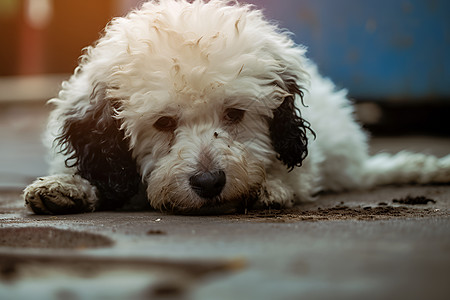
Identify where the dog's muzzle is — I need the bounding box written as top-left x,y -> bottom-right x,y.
189,170 -> 226,198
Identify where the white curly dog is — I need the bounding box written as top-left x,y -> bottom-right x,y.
24,0 -> 449,214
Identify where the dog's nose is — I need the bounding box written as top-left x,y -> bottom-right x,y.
189,170 -> 226,198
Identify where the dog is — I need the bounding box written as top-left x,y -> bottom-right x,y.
24,0 -> 450,214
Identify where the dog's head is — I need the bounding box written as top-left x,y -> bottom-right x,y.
58,0 -> 313,213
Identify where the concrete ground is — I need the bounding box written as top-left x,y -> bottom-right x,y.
0,103 -> 449,300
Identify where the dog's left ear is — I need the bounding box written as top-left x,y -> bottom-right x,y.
57,84 -> 140,210
269,78 -> 314,171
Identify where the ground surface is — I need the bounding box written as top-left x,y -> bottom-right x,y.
0,103 -> 449,300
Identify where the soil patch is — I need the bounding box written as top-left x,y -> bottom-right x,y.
227,203 -> 443,222
146,229 -> 166,235
0,227 -> 114,249
392,195 -> 436,205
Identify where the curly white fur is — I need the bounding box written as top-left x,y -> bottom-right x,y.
24,0 -> 450,214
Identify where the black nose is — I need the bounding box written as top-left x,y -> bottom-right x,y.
189,170 -> 226,198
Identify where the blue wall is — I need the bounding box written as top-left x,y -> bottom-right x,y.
249,0 -> 450,101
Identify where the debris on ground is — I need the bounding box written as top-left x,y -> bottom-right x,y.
392,195 -> 436,205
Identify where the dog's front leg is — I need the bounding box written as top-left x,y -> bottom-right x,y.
257,176 -> 296,209
24,174 -> 99,214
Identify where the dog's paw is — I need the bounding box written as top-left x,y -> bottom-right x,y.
257,178 -> 295,209
23,175 -> 98,215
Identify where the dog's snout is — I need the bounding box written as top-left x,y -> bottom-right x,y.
189,170 -> 226,198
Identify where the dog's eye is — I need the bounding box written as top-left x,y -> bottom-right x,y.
224,108 -> 245,124
154,116 -> 178,132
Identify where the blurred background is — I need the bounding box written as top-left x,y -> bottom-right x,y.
0,0 -> 449,188
1,0 -> 450,128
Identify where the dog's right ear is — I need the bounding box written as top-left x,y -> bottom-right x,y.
269,78 -> 315,171
56,84 -> 140,210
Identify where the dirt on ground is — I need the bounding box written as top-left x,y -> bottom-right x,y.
220,187 -> 447,222
227,203 -> 442,222
0,187 -> 448,223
